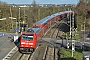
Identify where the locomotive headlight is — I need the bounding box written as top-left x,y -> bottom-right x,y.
29,43 -> 33,45
21,42 -> 25,44
20,48 -> 24,50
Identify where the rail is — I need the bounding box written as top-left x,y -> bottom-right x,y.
19,54 -> 31,60
43,46 -> 48,60
42,46 -> 58,60
2,46 -> 18,60
43,19 -> 61,37
2,15 -> 66,60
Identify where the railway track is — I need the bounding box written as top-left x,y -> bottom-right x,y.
19,54 -> 31,60
41,20 -> 63,60
43,46 -> 58,60
43,19 -> 61,37
2,46 -> 33,60
29,44 -> 59,60
2,19 -> 63,60
2,46 -> 18,60
30,44 -> 47,60
44,20 -> 64,39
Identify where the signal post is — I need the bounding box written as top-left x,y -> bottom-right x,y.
71,11 -> 75,57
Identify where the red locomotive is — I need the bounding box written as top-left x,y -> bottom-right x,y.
19,11 -> 73,53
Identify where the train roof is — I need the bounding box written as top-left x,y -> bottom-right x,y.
35,16 -> 50,24
56,11 -> 71,15
49,13 -> 60,19
34,10 -> 72,25
49,14 -> 54,19
59,12 -> 65,14
26,27 -> 42,34
52,13 -> 59,16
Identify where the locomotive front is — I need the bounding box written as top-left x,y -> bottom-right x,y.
19,31 -> 37,53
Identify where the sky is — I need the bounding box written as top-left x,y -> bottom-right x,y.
1,0 -> 79,4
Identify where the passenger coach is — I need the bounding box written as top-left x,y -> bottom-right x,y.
19,11 -> 73,53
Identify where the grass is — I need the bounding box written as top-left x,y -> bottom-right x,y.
0,28 -> 15,32
74,35 -> 80,40
87,21 -> 90,25
0,30 -> 7,32
60,48 -> 82,60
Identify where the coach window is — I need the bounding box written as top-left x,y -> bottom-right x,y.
44,22 -> 47,26
52,17 -> 54,20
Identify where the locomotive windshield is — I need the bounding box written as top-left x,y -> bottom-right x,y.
22,35 -> 33,40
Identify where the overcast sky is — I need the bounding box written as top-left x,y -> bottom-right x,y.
1,0 -> 79,4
